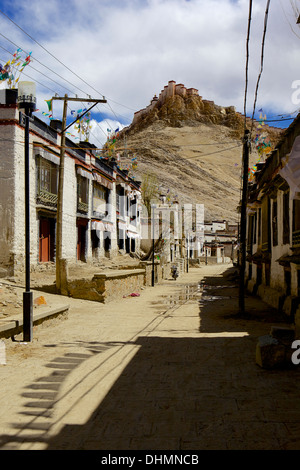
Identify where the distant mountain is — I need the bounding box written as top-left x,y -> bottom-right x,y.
116,81 -> 283,223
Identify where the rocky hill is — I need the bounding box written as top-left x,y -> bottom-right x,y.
114,82 -> 283,223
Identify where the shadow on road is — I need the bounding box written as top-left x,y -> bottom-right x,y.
44,267 -> 299,450
2,266 -> 299,450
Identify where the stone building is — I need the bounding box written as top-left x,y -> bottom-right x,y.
132,80 -> 201,125
0,88 -> 141,277
245,114 -> 300,326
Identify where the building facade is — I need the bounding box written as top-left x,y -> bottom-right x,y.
246,114 -> 300,325
0,89 -> 141,277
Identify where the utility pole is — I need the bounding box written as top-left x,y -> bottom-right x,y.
239,129 -> 251,315
52,95 -> 107,293
151,204 -> 155,286
186,233 -> 189,273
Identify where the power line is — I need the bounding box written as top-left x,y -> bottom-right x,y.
244,0 -> 253,130
0,35 -> 114,145
171,144 -> 243,160
0,13 -> 134,147
0,9 -> 137,112
250,0 -> 271,136
0,30 -> 89,96
0,44 -> 73,95
280,0 -> 300,39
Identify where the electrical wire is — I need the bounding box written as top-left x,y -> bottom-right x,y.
0,12 -> 145,148
0,9 -> 136,150
173,144 -> 243,160
250,0 -> 271,136
279,0 -> 300,39
0,9 -> 137,112
244,0 -> 253,131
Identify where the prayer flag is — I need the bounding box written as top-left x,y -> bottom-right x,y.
45,99 -> 52,112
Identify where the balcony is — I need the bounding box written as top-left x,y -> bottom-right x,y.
292,230 -> 300,248
77,200 -> 88,214
36,188 -> 58,208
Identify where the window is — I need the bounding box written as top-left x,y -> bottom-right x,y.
262,197 -> 271,253
292,199 -> 300,247
257,208 -> 261,246
130,196 -> 137,225
39,159 -> 58,194
282,191 -> 290,245
272,199 -> 278,247
37,158 -> 58,207
116,187 -> 125,217
93,183 -> 107,217
77,175 -> 89,213
247,214 -> 254,254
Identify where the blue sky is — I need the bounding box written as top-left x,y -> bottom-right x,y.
0,0 -> 299,146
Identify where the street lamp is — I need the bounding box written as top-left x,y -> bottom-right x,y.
18,81 -> 36,342
186,233 -> 189,273
151,203 -> 155,287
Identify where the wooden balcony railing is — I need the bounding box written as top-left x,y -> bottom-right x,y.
292,230 -> 300,248
36,189 -> 58,207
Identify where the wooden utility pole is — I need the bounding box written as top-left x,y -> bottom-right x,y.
55,95 -> 68,294
52,95 -> 107,293
239,129 -> 250,315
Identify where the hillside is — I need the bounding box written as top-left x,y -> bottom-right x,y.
114,83 -> 283,223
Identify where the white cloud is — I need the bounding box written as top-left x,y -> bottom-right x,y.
0,0 -> 299,133
66,117 -> 125,148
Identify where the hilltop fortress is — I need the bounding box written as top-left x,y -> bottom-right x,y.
133,80 -> 200,125
130,80 -> 241,133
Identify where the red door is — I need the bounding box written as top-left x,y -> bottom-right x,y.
77,221 -> 87,261
39,219 -> 51,262
77,225 -> 82,260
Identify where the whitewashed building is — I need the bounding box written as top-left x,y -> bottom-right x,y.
246,114 -> 300,325
0,89 -> 141,277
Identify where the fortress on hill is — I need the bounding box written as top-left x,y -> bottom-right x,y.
132,80 -> 236,126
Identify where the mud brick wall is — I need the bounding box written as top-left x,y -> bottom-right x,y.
67,269 -> 146,303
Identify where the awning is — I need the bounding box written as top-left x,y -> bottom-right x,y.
276,255 -> 300,266
118,221 -> 127,231
76,166 -> 93,180
93,172 -> 114,190
127,230 -> 140,239
34,147 -> 60,165
92,220 -> 115,232
246,251 -> 270,264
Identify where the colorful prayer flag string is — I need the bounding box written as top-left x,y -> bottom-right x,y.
0,49 -> 32,88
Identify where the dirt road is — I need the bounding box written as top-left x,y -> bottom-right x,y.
0,264 -> 299,451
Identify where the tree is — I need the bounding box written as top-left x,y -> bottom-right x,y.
141,173 -> 159,217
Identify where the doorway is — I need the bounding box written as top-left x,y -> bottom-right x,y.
77,219 -> 88,261
39,217 -> 55,262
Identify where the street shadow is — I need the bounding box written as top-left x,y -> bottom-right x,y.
43,267 -> 300,450
198,266 -> 288,335
45,333 -> 300,450
0,340 -> 127,450
1,265 -> 296,450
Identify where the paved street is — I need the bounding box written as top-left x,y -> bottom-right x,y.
0,263 -> 300,451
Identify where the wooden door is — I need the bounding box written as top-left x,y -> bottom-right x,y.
77,223 -> 87,261
39,219 -> 51,262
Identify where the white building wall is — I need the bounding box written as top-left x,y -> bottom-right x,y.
61,156 -> 78,260
0,100 -> 142,274
0,118 -> 17,271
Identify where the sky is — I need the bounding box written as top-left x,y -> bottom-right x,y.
0,0 -> 299,147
